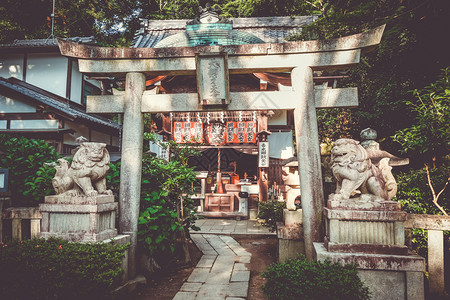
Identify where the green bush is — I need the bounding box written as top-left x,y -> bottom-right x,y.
0,135 -> 59,206
138,150 -> 199,258
257,200 -> 285,232
0,238 -> 128,300
262,255 -> 370,300
106,161 -> 121,200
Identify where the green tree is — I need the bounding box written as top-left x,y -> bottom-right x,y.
0,0 -> 147,46
393,67 -> 449,215
138,133 -> 200,265
393,67 -> 450,165
0,135 -> 59,206
290,0 -> 450,143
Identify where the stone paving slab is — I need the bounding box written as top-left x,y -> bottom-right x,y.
230,270 -> 250,282
173,291 -> 197,300
196,255 -> 217,268
187,268 -> 210,283
191,219 -> 275,236
181,282 -> 203,292
174,232 -> 251,299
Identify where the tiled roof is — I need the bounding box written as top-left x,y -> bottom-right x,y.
0,77 -> 121,131
132,15 -> 318,48
0,37 -> 96,49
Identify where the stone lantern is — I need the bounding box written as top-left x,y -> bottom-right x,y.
281,158 -> 301,211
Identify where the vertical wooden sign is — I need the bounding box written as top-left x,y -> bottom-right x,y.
196,53 -> 230,106
259,141 -> 269,167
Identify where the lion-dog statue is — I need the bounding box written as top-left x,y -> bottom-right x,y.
330,138 -> 395,201
52,142 -> 112,197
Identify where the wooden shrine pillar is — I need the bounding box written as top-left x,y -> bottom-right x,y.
119,72 -> 146,278
291,66 -> 324,261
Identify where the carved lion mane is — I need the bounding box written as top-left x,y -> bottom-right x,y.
331,138 -> 388,201
52,142 -> 112,197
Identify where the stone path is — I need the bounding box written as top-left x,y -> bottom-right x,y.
193,218 -> 275,235
172,233 -> 252,300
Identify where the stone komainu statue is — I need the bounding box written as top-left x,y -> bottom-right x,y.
330,138 -> 396,201
52,142 -> 112,197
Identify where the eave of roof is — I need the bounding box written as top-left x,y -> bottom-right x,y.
0,37 -> 96,53
0,77 -> 121,132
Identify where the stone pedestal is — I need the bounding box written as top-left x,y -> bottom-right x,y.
39,195 -> 118,242
277,209 -> 305,261
315,197 -> 425,300
324,199 -> 408,255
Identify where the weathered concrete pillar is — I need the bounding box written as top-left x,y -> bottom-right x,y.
30,219 -> 40,239
291,66 -> 324,260
12,218 -> 22,241
428,229 -> 445,296
119,72 -> 146,278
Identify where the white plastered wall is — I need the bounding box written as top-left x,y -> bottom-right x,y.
10,119 -> 59,129
0,53 -> 24,79
63,121 -> 90,145
91,130 -> 111,144
70,60 -> 83,103
0,95 -> 36,113
26,53 -> 67,97
268,110 -> 287,126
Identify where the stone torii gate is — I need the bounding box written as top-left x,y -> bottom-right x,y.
58,25 -> 384,277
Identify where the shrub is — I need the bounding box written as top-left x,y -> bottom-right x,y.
138,151 -> 199,259
262,255 -> 370,300
0,238 -> 128,300
0,135 -> 59,206
257,200 -> 285,232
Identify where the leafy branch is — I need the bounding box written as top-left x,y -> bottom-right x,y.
425,164 -> 449,216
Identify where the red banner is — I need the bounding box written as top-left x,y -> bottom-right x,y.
173,122 -> 203,143
225,121 -> 256,144
174,121 -> 256,144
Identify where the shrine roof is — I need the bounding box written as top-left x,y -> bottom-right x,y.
132,16 -> 318,48
0,37 -> 96,53
0,77 -> 121,131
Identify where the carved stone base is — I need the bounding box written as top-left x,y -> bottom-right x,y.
277,209 -> 304,261
315,243 -> 425,300
39,195 -> 118,242
324,197 -> 408,255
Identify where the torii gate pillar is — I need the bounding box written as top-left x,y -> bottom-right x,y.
119,72 -> 146,278
292,66 -> 324,260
